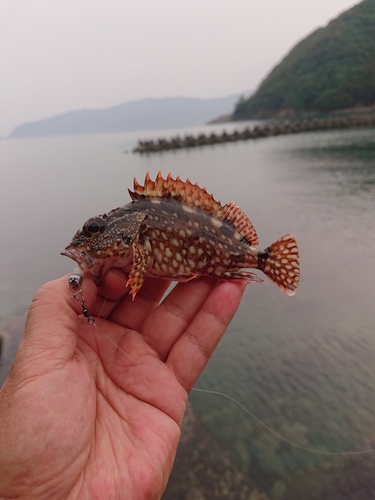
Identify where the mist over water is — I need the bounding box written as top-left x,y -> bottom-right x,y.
1,123 -> 375,499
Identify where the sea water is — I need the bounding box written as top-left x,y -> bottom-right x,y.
1,123 -> 375,499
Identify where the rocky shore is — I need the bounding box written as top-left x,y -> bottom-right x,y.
133,110 -> 375,154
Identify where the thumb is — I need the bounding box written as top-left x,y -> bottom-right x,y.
18,275 -> 98,366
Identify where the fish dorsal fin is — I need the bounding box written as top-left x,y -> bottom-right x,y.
221,201 -> 259,246
129,171 -> 223,214
129,172 -> 259,246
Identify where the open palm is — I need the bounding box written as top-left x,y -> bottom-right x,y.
0,270 -> 244,500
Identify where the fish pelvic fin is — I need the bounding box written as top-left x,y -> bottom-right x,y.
257,234 -> 300,296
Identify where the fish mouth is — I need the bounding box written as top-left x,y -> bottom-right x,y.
61,246 -> 77,260
61,246 -> 95,270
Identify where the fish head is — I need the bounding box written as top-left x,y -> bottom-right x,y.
61,207 -> 147,282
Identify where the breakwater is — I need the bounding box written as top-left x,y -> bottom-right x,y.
133,111 -> 375,154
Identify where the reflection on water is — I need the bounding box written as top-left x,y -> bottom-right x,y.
296,131 -> 375,197
188,128 -> 375,499
1,125 -> 375,499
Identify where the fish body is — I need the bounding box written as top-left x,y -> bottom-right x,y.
62,172 -> 300,298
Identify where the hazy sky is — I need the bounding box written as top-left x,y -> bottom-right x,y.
1,0 -> 360,136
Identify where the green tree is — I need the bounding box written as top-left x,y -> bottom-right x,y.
233,0 -> 375,119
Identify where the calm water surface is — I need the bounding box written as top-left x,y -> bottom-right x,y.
1,123 -> 375,499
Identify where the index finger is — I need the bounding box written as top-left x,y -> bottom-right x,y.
84,269 -> 171,327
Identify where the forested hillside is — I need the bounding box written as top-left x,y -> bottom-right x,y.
233,0 -> 375,119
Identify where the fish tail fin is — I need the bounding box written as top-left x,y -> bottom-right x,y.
257,234 -> 300,296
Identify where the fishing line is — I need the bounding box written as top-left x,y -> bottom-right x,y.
69,277 -> 375,457
94,321 -> 375,457
91,321 -> 375,456
90,318 -> 375,456
190,387 -> 375,456
69,275 -> 141,366
92,321 -> 140,366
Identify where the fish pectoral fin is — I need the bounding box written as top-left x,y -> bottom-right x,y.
126,241 -> 147,300
220,270 -> 263,284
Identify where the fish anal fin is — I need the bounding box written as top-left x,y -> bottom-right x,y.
220,270 -> 263,284
258,234 -> 300,296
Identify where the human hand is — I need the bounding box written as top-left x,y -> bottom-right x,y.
0,271 -> 245,500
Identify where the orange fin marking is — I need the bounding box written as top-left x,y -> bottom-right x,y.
129,171 -> 223,215
221,201 -> 259,246
259,234 -> 300,296
129,172 -> 259,246
126,240 -> 147,300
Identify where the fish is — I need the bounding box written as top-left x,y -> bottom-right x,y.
62,172 -> 300,299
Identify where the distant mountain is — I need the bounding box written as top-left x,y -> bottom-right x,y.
233,0 -> 375,119
9,94 -> 245,138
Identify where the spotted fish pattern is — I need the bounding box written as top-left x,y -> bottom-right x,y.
62,172 -> 300,299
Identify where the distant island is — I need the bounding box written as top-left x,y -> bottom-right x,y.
233,0 -> 375,120
9,94 -> 247,139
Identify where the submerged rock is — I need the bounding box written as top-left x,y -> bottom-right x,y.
162,402 -> 270,500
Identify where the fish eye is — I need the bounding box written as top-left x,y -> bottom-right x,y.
82,217 -> 106,237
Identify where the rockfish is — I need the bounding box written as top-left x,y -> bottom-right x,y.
62,172 -> 300,299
